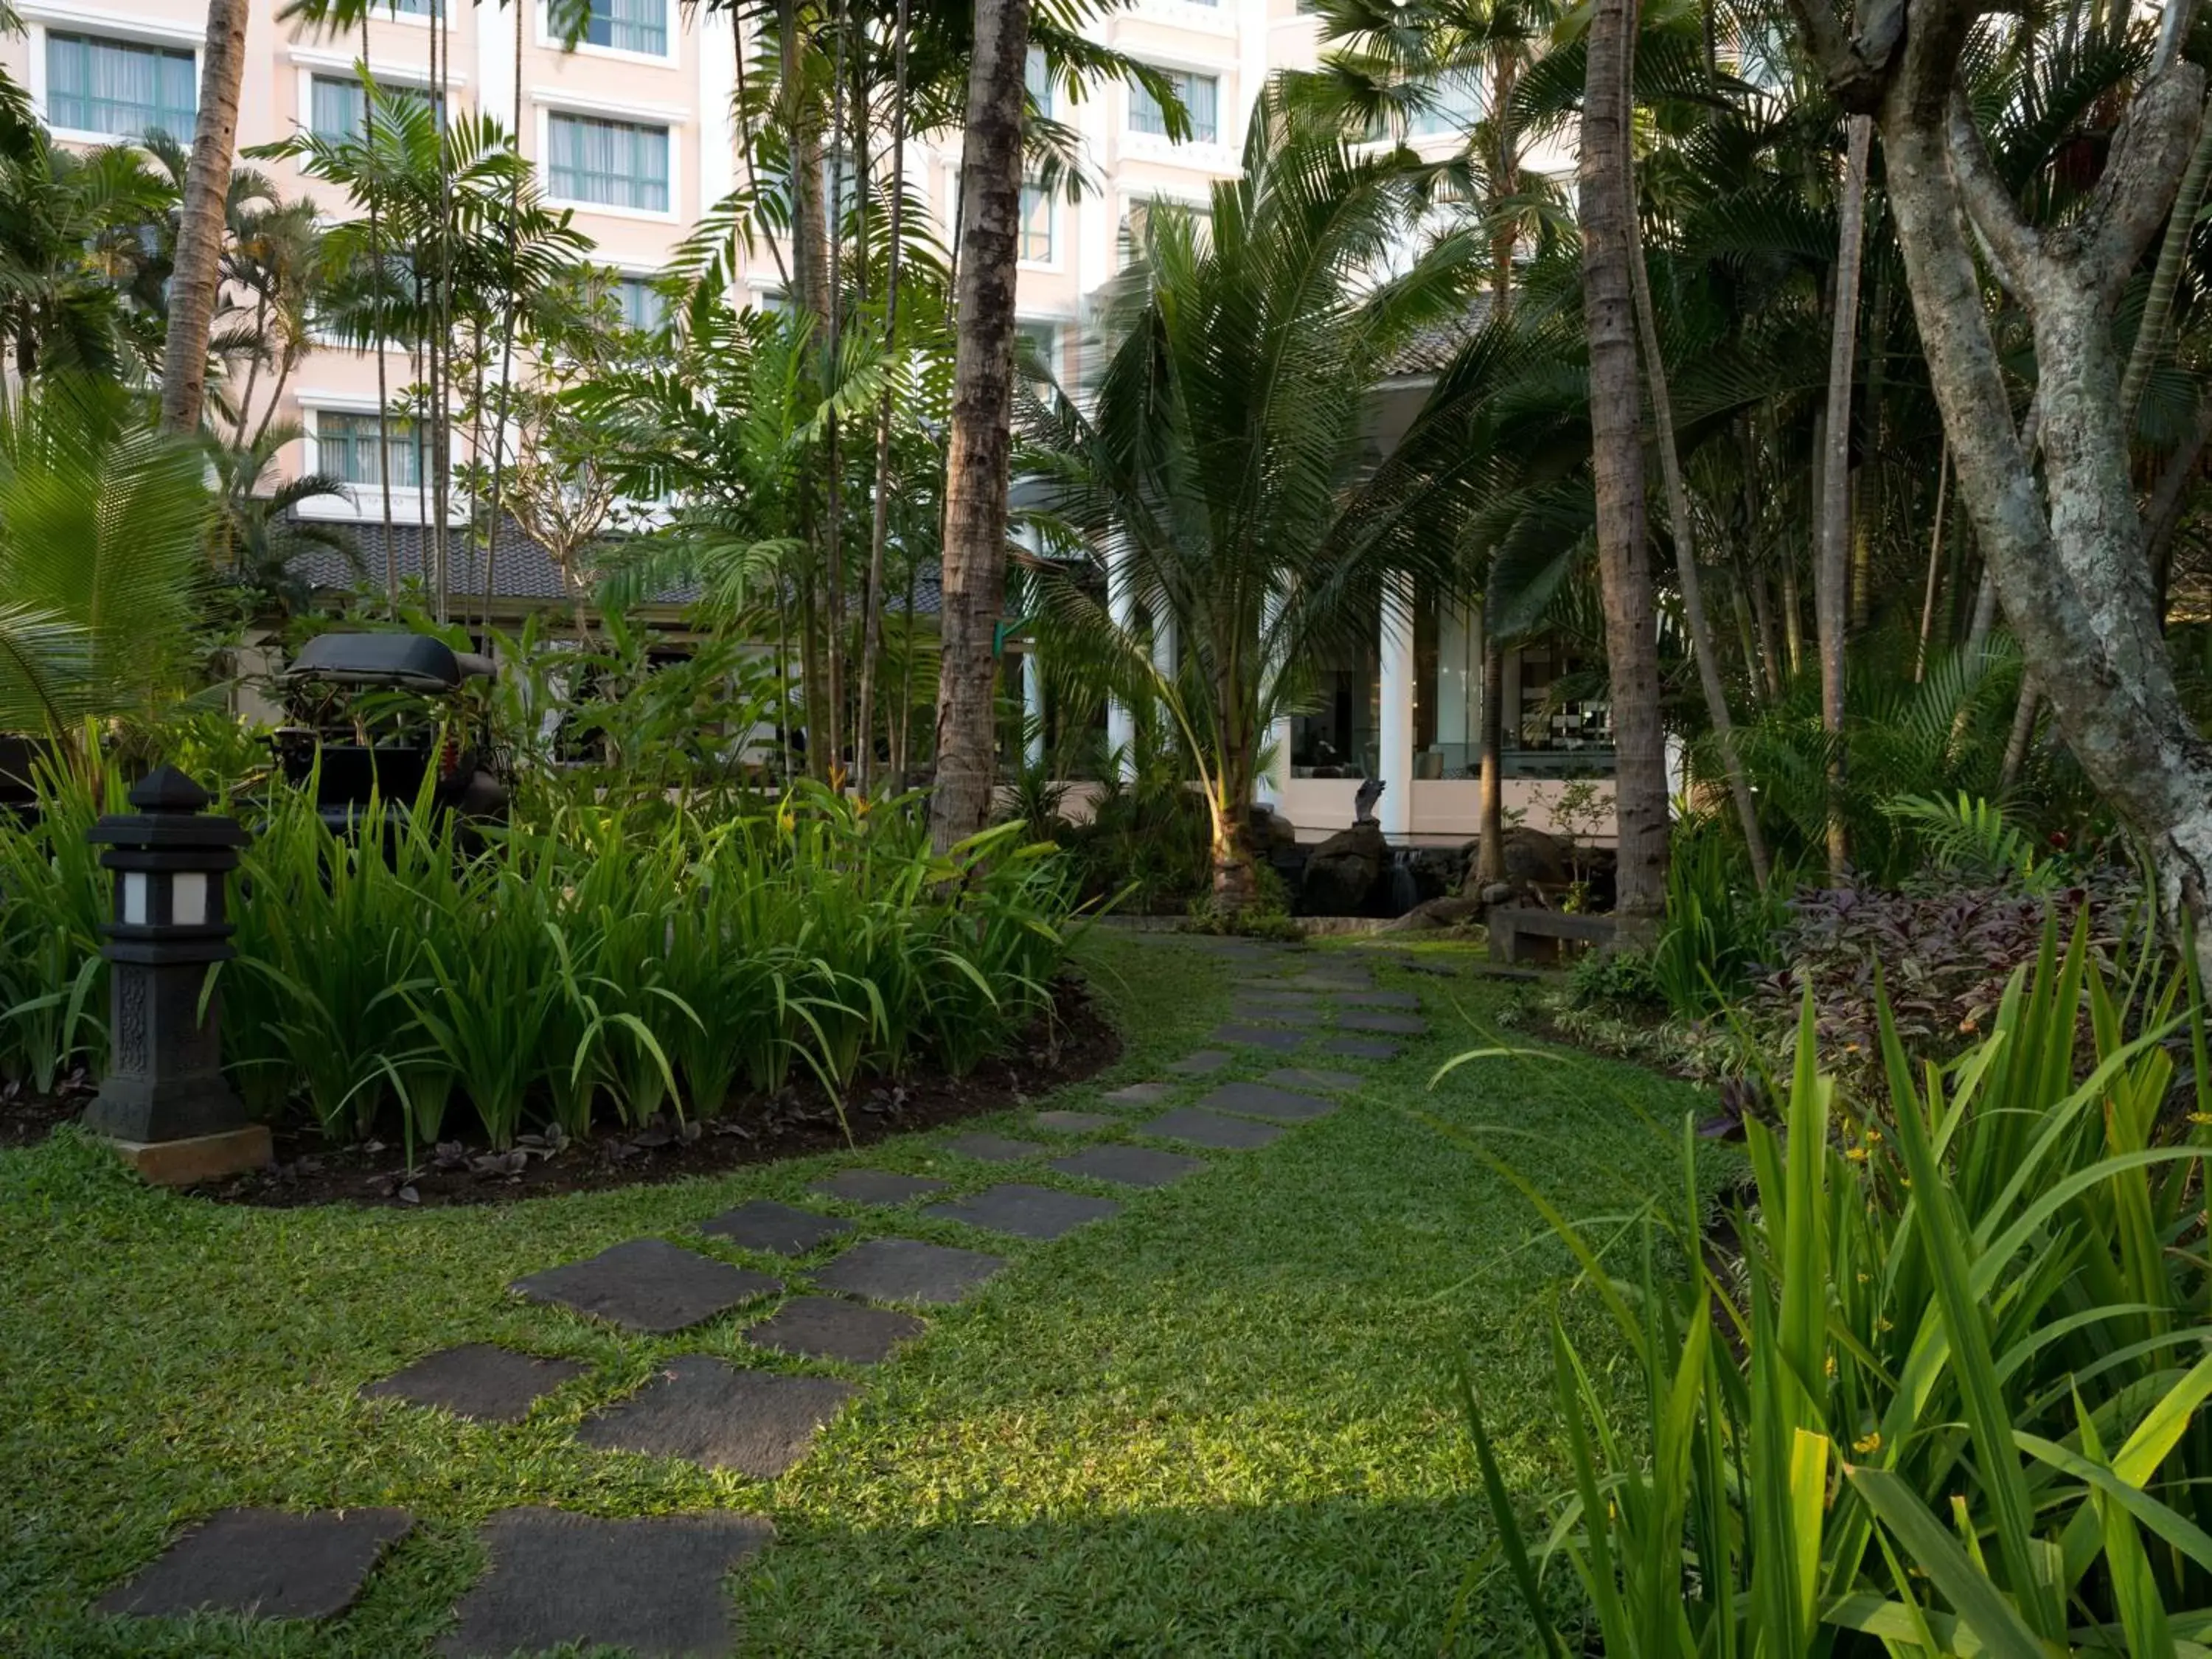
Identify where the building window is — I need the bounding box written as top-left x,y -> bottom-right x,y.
376,0 -> 441,14
1130,69 -> 1217,142
316,411 -> 420,489
46,33 -> 196,140
308,74 -> 439,142
1015,321 -> 1059,378
616,274 -> 665,330
578,0 -> 667,55
1025,46 -> 1052,119
1018,181 -> 1054,262
1408,71 -> 1482,136
547,112 -> 671,212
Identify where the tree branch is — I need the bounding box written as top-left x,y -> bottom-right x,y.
2079,66 -> 2208,307
1945,90 -> 2041,292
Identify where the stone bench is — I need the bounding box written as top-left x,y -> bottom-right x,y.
1486,905 -> 1615,967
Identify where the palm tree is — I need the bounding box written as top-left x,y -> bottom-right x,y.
0,141 -> 177,385
159,0 -> 249,433
0,377 -> 212,738
204,425 -> 357,619
1021,102 -> 1487,914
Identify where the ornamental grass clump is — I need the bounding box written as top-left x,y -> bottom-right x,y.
0,755 -> 1085,1153
1449,915 -> 2212,1657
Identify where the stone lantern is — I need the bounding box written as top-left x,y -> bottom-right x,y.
81,766 -> 266,1184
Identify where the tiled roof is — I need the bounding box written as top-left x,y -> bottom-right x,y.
1382,291 -> 1498,378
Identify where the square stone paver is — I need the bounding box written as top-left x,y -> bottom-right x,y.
1102,1082 -> 1174,1107
578,1357 -> 855,1478
743,1295 -> 927,1364
940,1132 -> 1045,1162
1323,1036 -> 1402,1060
1032,1109 -> 1114,1133
440,1508 -> 770,1659
1285,972 -> 1372,991
1341,989 -> 1422,1008
1226,1004 -> 1299,1026
1197,1081 -> 1338,1124
1338,1012 -> 1430,1035
1138,1107 -> 1284,1150
1050,1145 -> 1208,1189
1164,1051 -> 1233,1077
1208,1024 -> 1304,1051
809,1169 -> 951,1205
812,1237 -> 1007,1305
700,1200 -> 855,1257
98,1508 -> 414,1622
925,1183 -> 1123,1240
1265,1067 -> 1363,1093
360,1345 -> 585,1425
512,1240 -> 781,1335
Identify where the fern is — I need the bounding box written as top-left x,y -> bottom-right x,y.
1880,791 -> 2053,891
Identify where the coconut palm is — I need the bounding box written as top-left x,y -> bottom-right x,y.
1019,97 -> 1506,915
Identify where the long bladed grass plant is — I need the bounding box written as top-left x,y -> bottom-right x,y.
1448,914 -> 2212,1657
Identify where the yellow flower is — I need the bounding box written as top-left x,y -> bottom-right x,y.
1853,1430 -> 1883,1455
1845,1145 -> 1869,1163
1825,1354 -> 1838,1378
2188,1112 -> 2212,1128
1875,1315 -> 1893,1333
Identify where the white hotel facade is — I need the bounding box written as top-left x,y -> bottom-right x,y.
2,0 -> 1610,843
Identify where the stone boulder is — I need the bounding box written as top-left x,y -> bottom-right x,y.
1459,827 -> 1573,897
1245,802 -> 1298,863
1405,846 -> 1464,903
1300,821 -> 1388,915
1381,894 -> 1485,933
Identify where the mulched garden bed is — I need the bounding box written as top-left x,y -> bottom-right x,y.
3,977 -> 1119,1209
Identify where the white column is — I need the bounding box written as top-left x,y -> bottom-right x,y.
481,0 -> 520,134
1106,536 -> 1136,779
1379,573 -> 1415,840
1023,650 -> 1046,769
698,4 -> 738,215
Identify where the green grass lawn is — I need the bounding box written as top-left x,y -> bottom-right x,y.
0,932 -> 1713,1657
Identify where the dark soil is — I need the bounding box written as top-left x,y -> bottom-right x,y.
4,978 -> 1120,1209
0,1070 -> 95,1149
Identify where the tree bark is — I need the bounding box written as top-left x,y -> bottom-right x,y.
1579,0 -> 1668,938
159,0 -> 248,434
856,0 -> 910,796
1626,161 -> 1772,886
1807,0 -> 2212,978
1475,637 -> 1505,883
1816,114 -> 1871,880
928,0 -> 1029,850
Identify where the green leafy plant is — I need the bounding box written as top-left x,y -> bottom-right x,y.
1448,916 -> 2212,1655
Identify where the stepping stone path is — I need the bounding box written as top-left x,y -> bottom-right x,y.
103,939 -> 1454,1652
1338,1012 -> 1430,1036
1265,1067 -> 1363,1093
1208,1023 -> 1304,1052
512,1239 -> 782,1335
1164,1050 -> 1233,1076
941,1132 -> 1046,1163
1051,1144 -> 1208,1189
580,1357 -> 855,1478
744,1296 -> 927,1365
701,1200 -> 856,1256
1196,1081 -> 1337,1123
1033,1109 -> 1114,1133
810,1169 -> 950,1205
1102,1082 -> 1175,1107
1140,1107 -> 1284,1150
1324,1035 -> 1402,1060
99,1508 -> 414,1622
925,1182 -> 1124,1240
813,1237 -> 1007,1305
360,1344 -> 584,1424
441,1509 -> 771,1659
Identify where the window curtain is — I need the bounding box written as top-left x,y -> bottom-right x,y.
49,35 -> 196,138
321,414 -> 420,488
584,0 -> 666,55
549,114 -> 669,211
1130,72 -> 1217,142
310,75 -> 365,141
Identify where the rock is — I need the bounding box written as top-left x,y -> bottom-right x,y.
1405,846 -> 1462,902
1501,827 -> 1571,887
1382,895 -> 1484,933
1245,803 -> 1298,861
1478,882 -> 1517,906
1301,821 -> 1388,915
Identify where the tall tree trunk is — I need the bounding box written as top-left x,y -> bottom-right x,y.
1474,638 -> 1505,884
1913,444 -> 1949,680
1210,671 -> 1257,913
856,0 -> 911,796
1804,0 -> 2212,981
160,0 -> 248,433
1579,0 -> 1668,938
1815,114 -> 1872,880
1626,158 -> 1772,886
927,0 -> 1029,851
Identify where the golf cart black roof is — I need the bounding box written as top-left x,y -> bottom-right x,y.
284,633 -> 495,691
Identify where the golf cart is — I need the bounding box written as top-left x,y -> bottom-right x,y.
274,632 -> 508,836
